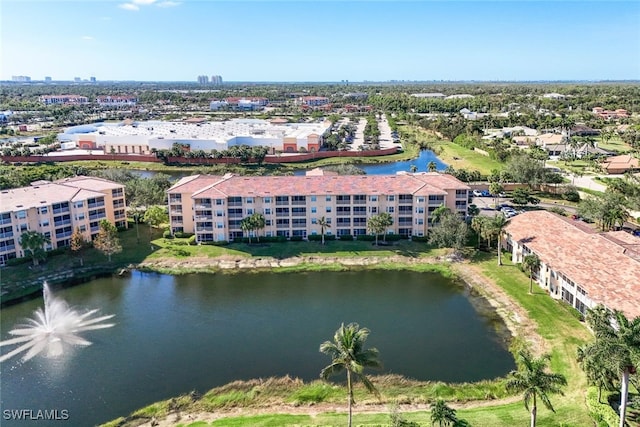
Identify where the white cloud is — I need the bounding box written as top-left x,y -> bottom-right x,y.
157,1 -> 181,7
118,3 -> 140,11
82,36 -> 95,41
133,0 -> 157,5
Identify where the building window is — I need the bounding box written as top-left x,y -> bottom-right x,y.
417,197 -> 425,203
215,199 -> 224,205
326,195 -> 331,202
370,195 -> 378,202
247,209 -> 254,215
39,207 -> 48,215
311,207 -> 317,213
246,197 -> 253,204
311,196 -> 317,202
387,195 -> 395,201
326,206 -> 332,213
311,218 -> 317,224
16,210 -> 26,219
75,201 -> 84,209
264,208 -> 271,215
264,197 -> 271,204
416,207 -> 424,214
387,206 -> 394,213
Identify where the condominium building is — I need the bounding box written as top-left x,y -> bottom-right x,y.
504,210 -> 640,318
0,176 -> 126,265
167,172 -> 470,242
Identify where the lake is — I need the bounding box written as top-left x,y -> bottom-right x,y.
0,269 -> 513,426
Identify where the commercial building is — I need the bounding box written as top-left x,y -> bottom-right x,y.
167,172 -> 469,242
40,95 -> 90,105
197,75 -> 209,84
12,76 -> 31,82
0,177 -> 126,265
96,96 -> 138,107
60,118 -> 331,154
504,210 -> 640,318
211,75 -> 223,85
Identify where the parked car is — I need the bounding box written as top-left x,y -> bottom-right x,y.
481,190 -> 491,197
472,190 -> 483,197
633,229 -> 640,237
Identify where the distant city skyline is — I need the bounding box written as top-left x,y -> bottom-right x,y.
1,1 -> 639,82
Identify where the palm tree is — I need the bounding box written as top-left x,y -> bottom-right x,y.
320,323 -> 382,427
576,343 -> 617,403
430,399 -> 459,426
410,164 -> 418,173
428,161 -> 437,172
584,307 -> 640,427
240,216 -> 253,244
318,216 -> 330,245
18,231 -> 50,267
489,181 -> 504,209
471,216 -> 488,249
506,349 -> 567,427
522,254 -> 541,294
250,213 -> 266,242
431,204 -> 451,226
492,214 -> 509,266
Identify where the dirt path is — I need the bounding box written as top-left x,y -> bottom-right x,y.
128,256 -> 544,427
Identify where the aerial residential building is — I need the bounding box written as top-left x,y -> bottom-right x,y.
225,97 -> 268,111
197,75 -> 209,84
0,176 -> 126,266
297,96 -> 330,107
96,96 -> 138,107
167,172 -> 470,242
40,95 -> 90,106
504,210 -> 640,318
211,75 -> 223,85
209,99 -> 229,111
592,107 -> 629,120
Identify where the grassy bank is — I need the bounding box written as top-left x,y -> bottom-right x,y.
399,126 -> 504,175
100,250 -> 594,427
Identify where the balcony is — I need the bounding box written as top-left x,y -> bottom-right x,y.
90,225 -> 100,233
0,244 -> 16,253
169,197 -> 182,204
87,202 -> 105,209
196,226 -> 214,232
428,199 -> 445,206
195,215 -> 213,221
276,223 -> 290,229
0,218 -> 12,225
172,220 -> 184,226
115,213 -> 126,220
227,201 -> 242,207
275,201 -> 289,206
336,200 -> 351,205
291,200 -> 306,206
195,204 -> 212,209
52,207 -> 70,215
227,213 -> 243,219
89,213 -> 106,221
0,232 -> 14,239
170,208 -> 184,215
55,231 -> 72,239
336,211 -> 351,216
291,212 -> 306,217
54,219 -> 72,227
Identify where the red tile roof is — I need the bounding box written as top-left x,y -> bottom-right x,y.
505,211 -> 640,318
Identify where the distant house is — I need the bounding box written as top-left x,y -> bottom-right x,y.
592,107 -> 629,120
542,93 -> 566,100
96,96 -> 138,107
601,155 -> 640,174
571,125 -> 600,137
410,93 -> 446,99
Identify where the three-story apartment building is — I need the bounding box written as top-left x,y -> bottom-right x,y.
167,172 -> 470,242
0,176 -> 126,265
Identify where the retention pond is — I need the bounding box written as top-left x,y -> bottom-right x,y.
0,269 -> 514,426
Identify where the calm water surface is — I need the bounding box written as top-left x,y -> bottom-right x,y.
0,270 -> 513,426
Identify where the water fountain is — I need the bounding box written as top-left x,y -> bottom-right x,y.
0,283 -> 115,363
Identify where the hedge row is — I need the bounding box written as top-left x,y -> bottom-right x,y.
586,388 -> 619,427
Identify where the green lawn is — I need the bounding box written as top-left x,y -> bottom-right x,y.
596,135 -> 633,153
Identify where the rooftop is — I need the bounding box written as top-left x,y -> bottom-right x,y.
168,172 -> 470,198
504,211 -> 640,318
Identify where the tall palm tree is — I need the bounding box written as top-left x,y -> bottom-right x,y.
471,216 -> 488,249
492,214 -> 509,266
576,343 -> 617,403
240,216 -> 253,244
410,164 -> 418,173
428,161 -> 437,172
430,399 -> 459,426
506,349 -> 567,427
318,216 -> 330,245
584,307 -> 640,427
320,323 -> 382,427
522,254 -> 541,294
250,213 -> 265,242
431,204 -> 451,226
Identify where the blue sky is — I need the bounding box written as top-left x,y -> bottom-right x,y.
1,1 -> 639,82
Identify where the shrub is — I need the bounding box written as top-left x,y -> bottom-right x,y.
187,235 -> 197,246
163,230 -> 173,239
200,240 -> 229,246
338,234 -> 354,241
290,235 -> 303,241
308,234 -> 336,241
586,388 -> 619,427
411,236 -> 429,242
174,232 -> 194,239
5,256 -> 31,267
547,206 -> 568,216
